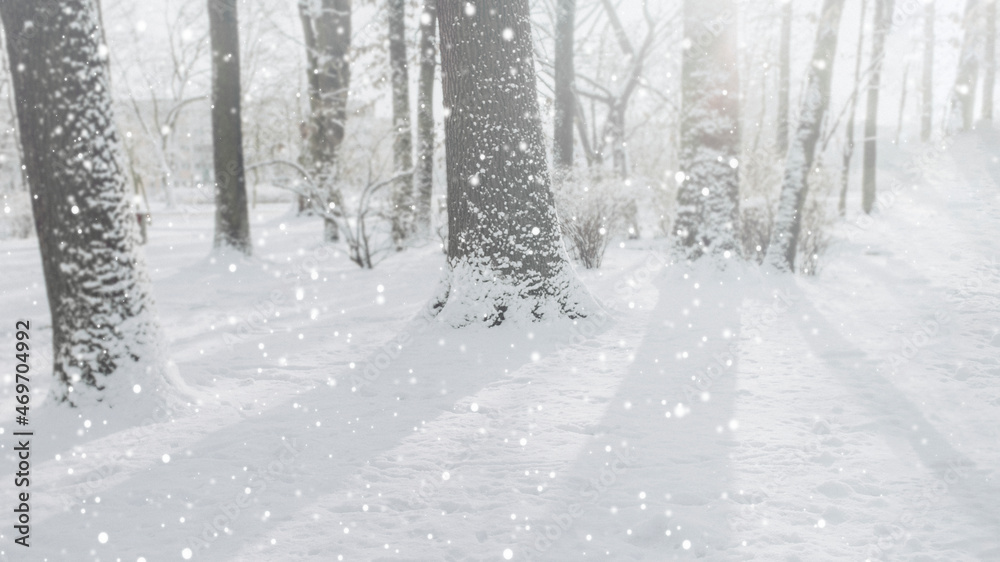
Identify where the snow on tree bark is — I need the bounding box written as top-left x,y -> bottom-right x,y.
861,0 -> 895,215
300,0 -> 351,242
209,0 -> 252,254
0,0 -> 169,406
389,0 -> 414,247
434,0 -> 595,326
553,0 -> 576,175
415,2 -> 437,234
673,0 -> 741,262
764,0 -> 846,272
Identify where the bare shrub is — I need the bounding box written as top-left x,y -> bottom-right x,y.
553,175 -> 628,269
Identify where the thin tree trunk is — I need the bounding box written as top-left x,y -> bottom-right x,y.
949,0 -> 982,133
435,0 -> 592,326
983,0 -> 996,122
896,61 -> 910,143
1,0 -> 166,405
764,0 -> 847,272
861,0 -> 896,215
415,2 -> 437,234
673,0 -> 741,262
389,0 -> 413,247
208,0 -> 252,253
839,0 -> 868,217
553,0 -> 576,176
921,0 -> 934,141
777,0 -> 791,155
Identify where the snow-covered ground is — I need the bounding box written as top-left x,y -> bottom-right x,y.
1,132 -> 999,561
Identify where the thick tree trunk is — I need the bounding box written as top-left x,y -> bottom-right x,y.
1,0 -> 166,405
673,0 -> 741,262
415,2 -> 437,234
553,0 -> 576,175
764,0 -> 846,272
389,0 -> 414,247
777,0 -> 791,155
301,0 -> 351,242
921,0 -> 934,141
839,0 -> 868,217
949,0 -> 981,133
983,0 -> 996,122
435,0 -> 592,326
209,0 -> 252,253
861,0 -> 895,215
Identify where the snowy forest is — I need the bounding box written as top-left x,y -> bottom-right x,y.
0,0 -> 998,559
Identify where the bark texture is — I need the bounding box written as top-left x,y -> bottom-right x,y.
209,0 -> 252,253
435,0 -> 592,325
389,0 -> 414,246
553,0 -> 576,173
777,0 -> 791,155
300,0 -> 351,241
764,0 -> 846,272
1,0 -> 165,405
415,2 -> 437,233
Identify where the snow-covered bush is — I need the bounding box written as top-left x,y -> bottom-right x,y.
798,163 -> 836,276
553,176 -> 628,269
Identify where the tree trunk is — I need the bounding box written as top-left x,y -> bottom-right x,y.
553,0 -> 576,176
297,0 -> 322,213
764,0 -> 846,272
209,0 -> 252,253
435,0 -> 593,326
673,0 -> 742,262
777,0 -> 791,155
921,0 -> 934,141
0,0 -> 166,405
861,0 -> 895,215
301,0 -> 351,242
983,0 -> 996,122
389,0 -> 414,247
838,0 -> 868,217
896,61 -> 910,143
949,0 -> 981,133
415,2 -> 437,234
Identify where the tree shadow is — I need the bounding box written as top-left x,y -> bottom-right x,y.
514,263 -> 744,560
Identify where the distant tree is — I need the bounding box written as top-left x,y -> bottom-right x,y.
208,0 -> 252,253
388,0 -> 414,247
861,0 -> 896,215
983,0 -> 996,122
673,0 -> 741,262
765,0 -> 846,272
415,2 -> 437,234
777,0 -> 791,155
949,0 -> 982,133
299,0 -> 351,242
552,0 -> 576,176
921,0 -> 934,141
434,0 -> 593,325
839,0 -> 868,217
0,0 -> 165,405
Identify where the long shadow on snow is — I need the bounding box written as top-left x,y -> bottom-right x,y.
514,263 -> 742,561
28,310 -> 612,561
